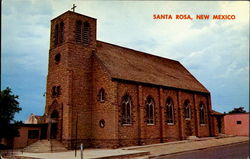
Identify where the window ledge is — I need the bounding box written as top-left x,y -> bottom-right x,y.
122,124 -> 132,126
200,124 -> 206,126
185,118 -> 191,120
147,123 -> 155,126
167,123 -> 174,126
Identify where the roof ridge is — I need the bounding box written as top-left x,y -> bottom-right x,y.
92,53 -> 113,77
96,40 -> 210,93
177,62 -> 209,92
97,40 -> 179,63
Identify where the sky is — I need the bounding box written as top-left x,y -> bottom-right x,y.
1,0 -> 249,121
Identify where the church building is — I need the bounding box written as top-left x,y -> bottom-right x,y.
44,10 -> 214,149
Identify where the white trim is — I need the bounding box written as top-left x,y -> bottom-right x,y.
122,124 -> 132,126
147,123 -> 155,126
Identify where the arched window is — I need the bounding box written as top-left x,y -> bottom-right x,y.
83,22 -> 90,44
59,22 -> 64,44
51,110 -> 59,118
146,96 -> 155,124
166,98 -> 174,124
54,22 -> 64,46
184,100 -> 191,119
121,94 -> 132,124
199,103 -> 205,124
54,53 -> 61,63
98,88 -> 105,102
54,24 -> 59,46
52,86 -> 61,97
75,21 -> 82,42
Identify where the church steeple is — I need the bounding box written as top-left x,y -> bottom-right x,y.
46,10 -> 97,147
49,10 -> 97,49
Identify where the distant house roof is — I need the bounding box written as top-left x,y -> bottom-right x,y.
211,110 -> 225,116
25,113 -> 44,124
225,112 -> 249,115
95,41 -> 209,93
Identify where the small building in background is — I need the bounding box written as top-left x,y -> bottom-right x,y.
10,114 -> 47,149
210,110 -> 225,136
25,113 -> 44,124
224,113 -> 249,136
12,124 -> 47,149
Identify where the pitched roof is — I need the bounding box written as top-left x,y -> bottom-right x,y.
211,110 -> 225,116
95,41 -> 209,93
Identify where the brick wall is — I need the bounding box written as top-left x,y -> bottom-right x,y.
91,55 -> 119,148
45,11 -> 213,149
45,11 -> 97,149
13,127 -> 41,149
224,113 -> 249,136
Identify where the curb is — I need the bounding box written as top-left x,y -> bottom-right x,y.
123,135 -> 239,151
91,151 -> 150,159
123,137 -> 215,150
149,140 -> 249,158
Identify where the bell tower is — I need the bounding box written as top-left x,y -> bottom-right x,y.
45,10 -> 97,148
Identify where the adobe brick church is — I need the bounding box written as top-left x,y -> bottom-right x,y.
44,10 -> 215,149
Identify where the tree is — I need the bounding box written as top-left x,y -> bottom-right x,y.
228,107 -> 247,114
0,87 -> 22,140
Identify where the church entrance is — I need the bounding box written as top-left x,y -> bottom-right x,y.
216,116 -> 222,133
49,110 -> 59,140
51,123 -> 58,139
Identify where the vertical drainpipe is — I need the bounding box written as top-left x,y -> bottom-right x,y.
138,85 -> 144,145
116,82 -> 120,147
159,88 -> 164,143
137,85 -> 141,145
193,93 -> 199,137
206,93 -> 212,137
68,69 -> 74,148
177,90 -> 183,140
61,103 -> 63,141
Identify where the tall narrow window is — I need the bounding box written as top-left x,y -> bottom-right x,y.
166,98 -> 174,124
54,24 -> 59,46
54,22 -> 64,46
121,95 -> 132,124
199,103 -> 205,124
83,22 -> 90,44
56,86 -> 61,96
98,88 -> 105,102
75,21 -> 82,42
52,86 -> 61,97
52,86 -> 57,97
184,100 -> 191,119
146,97 -> 155,124
59,22 -> 64,44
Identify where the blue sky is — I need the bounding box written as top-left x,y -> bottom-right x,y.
1,1 -> 249,121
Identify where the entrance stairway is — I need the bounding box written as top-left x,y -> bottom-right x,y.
23,139 -> 67,153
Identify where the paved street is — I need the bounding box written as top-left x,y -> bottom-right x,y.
10,136 -> 249,159
152,141 -> 249,159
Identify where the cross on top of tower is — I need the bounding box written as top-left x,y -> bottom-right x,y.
71,4 -> 76,12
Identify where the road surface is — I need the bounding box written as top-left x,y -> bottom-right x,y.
152,141 -> 249,159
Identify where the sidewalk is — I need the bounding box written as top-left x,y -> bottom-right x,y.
10,136 -> 249,159
125,136 -> 249,158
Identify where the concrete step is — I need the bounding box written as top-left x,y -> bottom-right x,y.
23,140 -> 67,153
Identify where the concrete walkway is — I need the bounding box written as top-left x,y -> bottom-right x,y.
10,136 -> 249,159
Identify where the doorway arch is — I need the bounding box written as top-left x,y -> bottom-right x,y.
50,110 -> 59,139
